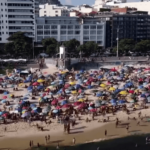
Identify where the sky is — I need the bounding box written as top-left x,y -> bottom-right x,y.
60,0 -> 139,6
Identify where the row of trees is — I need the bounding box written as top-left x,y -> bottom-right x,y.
42,38 -> 100,57
113,39 -> 150,54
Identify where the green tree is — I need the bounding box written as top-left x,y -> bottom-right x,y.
5,32 -> 32,57
135,40 -> 150,52
42,38 -> 58,56
63,39 -> 80,53
113,39 -> 135,54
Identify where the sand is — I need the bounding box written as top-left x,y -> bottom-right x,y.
0,63 -> 150,149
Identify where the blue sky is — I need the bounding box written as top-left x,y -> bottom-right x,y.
60,0 -> 139,6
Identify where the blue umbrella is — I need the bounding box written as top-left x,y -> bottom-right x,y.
110,99 -> 116,103
98,75 -> 103,79
3,91 -> 9,95
27,86 -> 33,90
95,103 -> 101,107
138,85 -> 144,89
61,100 -> 68,105
65,89 -> 70,94
88,106 -> 93,110
30,104 -> 36,108
118,100 -> 126,104
24,80 -> 29,83
141,94 -> 146,98
75,84 -> 80,89
112,103 -> 117,106
53,109 -> 59,113
1,100 -> 6,103
21,112 -> 31,118
80,70 -> 84,73
18,107 -> 22,112
23,97 -> 29,100
88,85 -> 92,89
37,85 -> 44,90
96,93 -> 103,97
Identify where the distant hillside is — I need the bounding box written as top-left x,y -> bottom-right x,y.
37,0 -> 62,5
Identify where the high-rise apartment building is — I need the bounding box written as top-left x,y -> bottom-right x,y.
0,0 -> 36,43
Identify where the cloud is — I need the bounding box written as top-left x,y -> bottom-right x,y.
65,0 -> 72,5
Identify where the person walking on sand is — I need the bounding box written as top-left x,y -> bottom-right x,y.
126,125 -> 129,133
48,135 -> 50,142
137,121 -> 140,126
29,141 -> 32,148
45,136 -> 47,144
72,137 -> 76,145
56,142 -> 59,149
105,130 -> 107,136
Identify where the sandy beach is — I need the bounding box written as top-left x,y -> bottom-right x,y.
0,62 -> 150,149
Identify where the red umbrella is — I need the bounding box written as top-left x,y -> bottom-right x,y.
86,81 -> 91,85
0,78 -> 3,81
78,103 -> 87,109
90,109 -> 97,112
73,102 -> 81,106
64,83 -> 70,89
111,68 -> 117,72
58,96 -> 65,101
78,89 -> 84,93
2,113 -> 8,118
129,90 -> 134,94
32,82 -> 39,86
44,72 -> 47,74
51,100 -> 58,105
62,104 -> 71,108
56,106 -> 61,109
93,71 -> 98,74
3,96 -> 7,99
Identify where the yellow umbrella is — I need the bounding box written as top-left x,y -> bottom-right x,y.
109,87 -> 116,91
37,79 -> 45,83
72,90 -> 77,94
120,91 -> 128,95
61,71 -> 66,74
78,98 -> 85,102
70,81 -> 76,85
19,83 -> 24,87
100,83 -> 106,88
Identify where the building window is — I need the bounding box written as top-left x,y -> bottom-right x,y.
51,25 -> 57,29
60,36 -> 66,41
75,31 -> 80,34
97,26 -> 103,29
83,31 -> 89,34
2,26 -> 3,28
44,25 -> 50,29
1,9 -> 3,11
68,25 -> 73,29
68,31 -> 73,34
84,25 -> 89,29
61,31 -> 66,35
51,31 -> 57,35
90,36 -> 96,40
97,41 -> 102,44
6,32 -> 8,34
44,11 -> 46,13
75,25 -> 80,29
37,31 -> 43,35
6,21 -> 7,23
1,15 -> 3,17
5,9 -> 7,11
44,31 -> 50,35
83,36 -> 89,40
97,30 -> 102,34
90,25 -> 96,29
55,11 -> 58,13
61,25 -> 66,29
5,15 -> 7,17
90,30 -> 96,34
1,3 -> 2,6
37,25 -> 43,29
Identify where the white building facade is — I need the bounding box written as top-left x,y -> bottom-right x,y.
39,4 -> 69,17
35,17 -> 106,47
0,0 -> 35,43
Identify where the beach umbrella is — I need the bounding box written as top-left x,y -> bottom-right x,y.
120,91 -> 128,95
98,75 -> 103,79
88,106 -> 93,110
37,79 -> 45,83
100,84 -> 106,88
65,89 -> 70,94
1,100 -> 7,103
109,87 -> 116,91
2,96 -> 7,99
32,82 -> 39,86
96,93 -> 103,97
129,90 -> 134,94
73,102 -> 81,106
68,86 -> 75,90
118,100 -> 126,104
77,94 -> 84,98
78,98 -> 85,102
71,90 -> 77,94
21,112 -> 31,118
138,85 -> 144,89
61,100 -> 68,105
3,91 -> 9,95
78,89 -> 84,94
78,103 -> 87,109
30,104 -> 36,108
75,84 -> 81,89
64,83 -> 70,88
62,104 -> 70,109
95,102 -> 101,107
53,109 -> 59,113
70,81 -> 76,85
27,86 -> 33,90
51,100 -> 58,105
88,85 -> 92,89
37,85 -> 44,90
110,99 -> 116,103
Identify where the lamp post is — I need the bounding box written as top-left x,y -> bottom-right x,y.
79,51 -> 82,62
116,27 -> 119,57
32,38 -> 34,59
